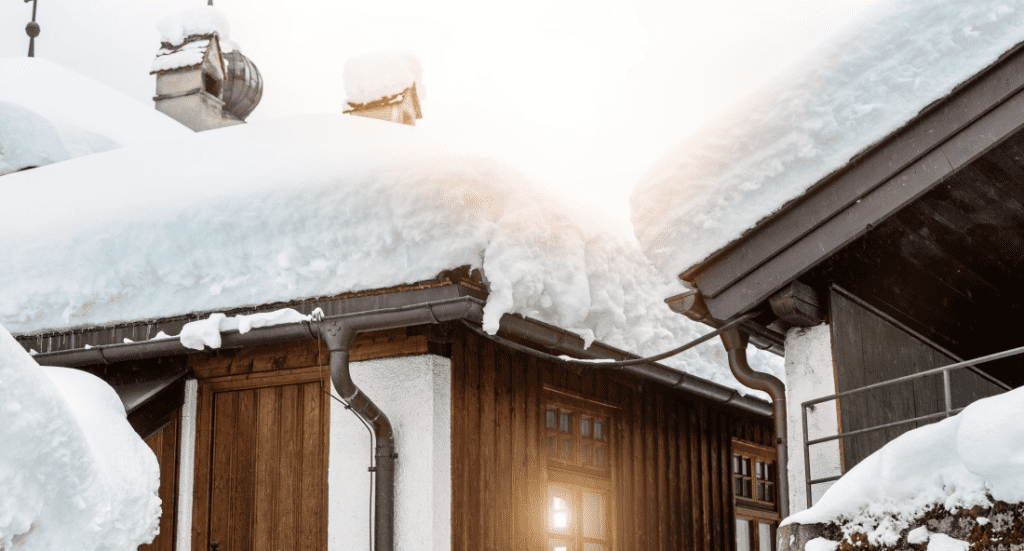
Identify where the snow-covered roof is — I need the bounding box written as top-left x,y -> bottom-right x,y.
0,58 -> 190,175
0,323 -> 160,549
784,384 -> 1024,547
630,0 -> 1024,281
151,36 -> 215,74
344,49 -> 425,106
0,113 -> 780,393
156,5 -> 230,48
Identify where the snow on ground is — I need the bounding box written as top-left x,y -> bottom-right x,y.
0,57 -> 189,175
783,385 -> 1024,547
631,0 -> 1024,280
0,323 -> 161,550
344,49 -> 425,105
0,113 -> 780,392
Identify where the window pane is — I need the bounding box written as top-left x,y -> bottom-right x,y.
733,454 -> 741,474
743,479 -> 751,498
756,461 -> 764,480
581,416 -> 592,438
734,476 -> 744,496
582,442 -> 593,465
560,412 -> 570,433
757,482 -> 765,502
736,518 -> 752,551
547,436 -> 557,458
552,496 -> 568,510
549,494 -> 570,532
766,483 -> 775,504
584,544 -> 606,551
758,522 -> 774,551
595,445 -> 605,468
561,438 -> 572,460
549,541 -> 568,551
582,492 -> 606,539
766,463 -> 774,482
743,457 -> 751,476
594,420 -> 604,441
546,408 -> 557,430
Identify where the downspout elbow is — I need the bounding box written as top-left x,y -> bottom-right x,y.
721,328 -> 790,519
322,322 -> 396,551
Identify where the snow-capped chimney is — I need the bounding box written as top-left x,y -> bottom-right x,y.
343,50 -> 423,126
150,7 -> 262,131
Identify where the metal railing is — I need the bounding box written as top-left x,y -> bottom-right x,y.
801,345 -> 1024,506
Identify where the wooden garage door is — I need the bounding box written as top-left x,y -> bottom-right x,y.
192,375 -> 329,551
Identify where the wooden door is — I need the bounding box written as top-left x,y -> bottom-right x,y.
192,374 -> 329,551
140,413 -> 181,551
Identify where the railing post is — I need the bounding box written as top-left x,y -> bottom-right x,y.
802,402 -> 812,509
943,369 -> 952,417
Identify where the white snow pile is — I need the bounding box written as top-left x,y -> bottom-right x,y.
156,5 -> 230,47
0,58 -> 189,175
344,49 -> 425,106
631,0 -> 1024,280
0,113 -> 780,393
0,324 -> 161,550
179,308 -> 317,350
783,385 -> 1024,547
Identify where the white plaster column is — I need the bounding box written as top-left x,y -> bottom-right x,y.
175,379 -> 198,551
328,354 -> 451,551
784,324 -> 843,513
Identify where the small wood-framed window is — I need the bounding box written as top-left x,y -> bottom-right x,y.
544,390 -> 616,551
732,439 -> 779,551
544,399 -> 611,476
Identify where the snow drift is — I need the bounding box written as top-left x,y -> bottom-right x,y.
0,323 -> 161,550
631,0 -> 1024,280
0,113 -> 780,392
0,57 -> 189,175
784,385 -> 1024,547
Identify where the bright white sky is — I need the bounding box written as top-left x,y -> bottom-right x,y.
0,0 -> 880,231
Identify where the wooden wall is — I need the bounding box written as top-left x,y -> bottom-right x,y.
451,327 -> 774,551
830,288 -> 1004,469
140,412 -> 181,551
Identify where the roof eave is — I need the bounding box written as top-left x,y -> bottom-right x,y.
682,38 -> 1024,322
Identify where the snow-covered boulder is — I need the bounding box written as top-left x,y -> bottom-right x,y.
0,323 -> 161,550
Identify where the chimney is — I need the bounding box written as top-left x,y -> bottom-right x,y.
151,7 -> 261,131
343,50 -> 423,126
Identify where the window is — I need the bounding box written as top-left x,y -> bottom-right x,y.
732,439 -> 779,551
544,393 -> 615,551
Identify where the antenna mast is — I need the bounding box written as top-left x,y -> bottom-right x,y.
23,0 -> 40,57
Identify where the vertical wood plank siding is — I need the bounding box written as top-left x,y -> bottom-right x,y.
831,289 -> 1004,469
140,412 -> 181,551
451,327 -> 774,551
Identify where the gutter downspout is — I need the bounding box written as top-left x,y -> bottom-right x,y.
315,298 -> 483,551
721,328 -> 789,519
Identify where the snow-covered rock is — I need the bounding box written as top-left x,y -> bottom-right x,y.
631,0 -> 1024,281
783,385 -> 1024,546
0,113 -> 781,393
0,323 -> 161,550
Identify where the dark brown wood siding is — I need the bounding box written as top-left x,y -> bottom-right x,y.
140,412 -> 181,551
451,327 -> 774,551
831,288 -> 1004,469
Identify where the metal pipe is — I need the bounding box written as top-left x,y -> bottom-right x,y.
721,328 -> 789,518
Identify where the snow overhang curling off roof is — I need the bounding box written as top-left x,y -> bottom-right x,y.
630,0 -> 1024,311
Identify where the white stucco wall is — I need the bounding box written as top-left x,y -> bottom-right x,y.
175,379 -> 198,551
784,324 -> 842,513
328,354 -> 451,551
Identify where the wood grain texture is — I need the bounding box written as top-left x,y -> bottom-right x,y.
449,327 -> 774,551
140,412 -> 181,551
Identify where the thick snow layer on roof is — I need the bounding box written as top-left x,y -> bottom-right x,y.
0,58 -> 189,174
156,6 -> 230,47
0,114 -> 780,392
0,324 -> 161,550
631,0 -> 1024,280
783,385 -> 1024,546
345,49 -> 425,105
151,38 -> 212,73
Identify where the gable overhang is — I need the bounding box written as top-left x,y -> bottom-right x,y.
683,39 -> 1024,323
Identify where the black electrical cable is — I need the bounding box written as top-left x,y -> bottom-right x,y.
460,309 -> 761,368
